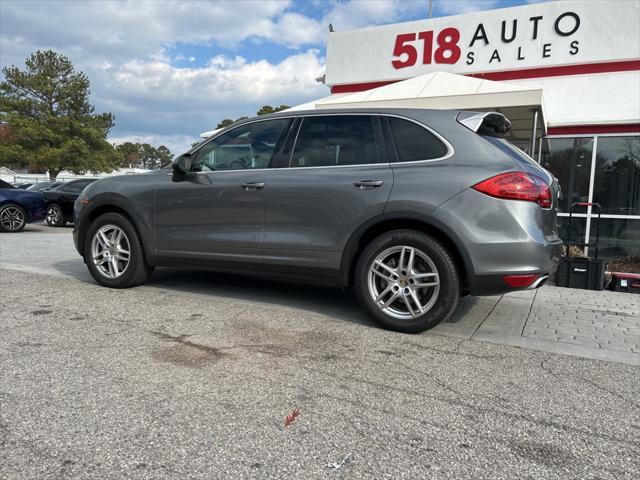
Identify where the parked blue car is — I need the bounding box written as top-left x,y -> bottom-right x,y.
0,179 -> 47,232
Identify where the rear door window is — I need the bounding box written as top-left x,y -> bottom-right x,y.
290,115 -> 378,167
386,117 -> 448,162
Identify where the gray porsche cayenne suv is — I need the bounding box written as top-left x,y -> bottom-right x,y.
74,108 -> 562,333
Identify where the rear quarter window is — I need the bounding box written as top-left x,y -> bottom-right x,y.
387,117 -> 448,162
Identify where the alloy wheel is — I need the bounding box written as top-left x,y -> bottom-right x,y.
0,206 -> 25,231
46,205 -> 61,225
91,224 -> 131,279
367,245 -> 440,320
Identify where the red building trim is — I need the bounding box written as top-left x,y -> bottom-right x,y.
547,124 -> 640,135
331,80 -> 396,93
468,60 -> 640,81
330,60 -> 640,93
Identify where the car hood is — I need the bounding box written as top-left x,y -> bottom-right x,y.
81,169 -> 169,199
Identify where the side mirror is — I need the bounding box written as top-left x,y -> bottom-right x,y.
174,153 -> 193,173
171,153 -> 193,181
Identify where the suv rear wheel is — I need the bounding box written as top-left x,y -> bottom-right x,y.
355,230 -> 460,333
84,212 -> 154,288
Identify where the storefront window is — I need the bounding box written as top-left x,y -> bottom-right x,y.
539,137 -> 593,213
592,136 -> 640,215
594,218 -> 640,258
556,215 -> 587,254
541,134 -> 639,267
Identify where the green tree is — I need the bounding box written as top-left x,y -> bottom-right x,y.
155,145 -> 173,168
115,142 -> 173,169
0,50 -> 120,179
115,142 -> 140,168
256,104 -> 290,116
216,118 -> 234,129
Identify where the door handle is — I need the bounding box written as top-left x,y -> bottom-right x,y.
240,182 -> 265,190
353,180 -> 384,189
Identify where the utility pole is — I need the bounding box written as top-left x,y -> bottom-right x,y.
428,0 -> 433,19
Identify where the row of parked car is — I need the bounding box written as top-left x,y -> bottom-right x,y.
0,178 -> 96,232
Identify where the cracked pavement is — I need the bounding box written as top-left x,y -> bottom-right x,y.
1,262 -> 639,479
1,225 -> 640,478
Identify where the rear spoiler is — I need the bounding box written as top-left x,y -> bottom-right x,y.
457,112 -> 512,138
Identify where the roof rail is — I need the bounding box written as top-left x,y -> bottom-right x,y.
457,112 -> 511,138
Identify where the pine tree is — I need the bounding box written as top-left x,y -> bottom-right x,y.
0,50 -> 119,179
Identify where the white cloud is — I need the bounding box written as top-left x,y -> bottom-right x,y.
0,0 -> 294,66
100,49 -> 327,152
320,0 -> 425,33
0,0 -> 439,153
434,0 -> 501,16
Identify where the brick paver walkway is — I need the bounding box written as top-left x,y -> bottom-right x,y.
524,287 -> 640,354
433,284 -> 640,365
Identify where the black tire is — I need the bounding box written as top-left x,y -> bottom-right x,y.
0,203 -> 27,233
84,212 -> 154,288
46,203 -> 65,227
355,229 -> 460,333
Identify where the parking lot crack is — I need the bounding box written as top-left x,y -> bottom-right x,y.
540,359 -> 640,409
148,330 -> 224,359
470,296 -> 502,340
520,288 -> 539,337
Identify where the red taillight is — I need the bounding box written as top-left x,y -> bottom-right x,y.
502,274 -> 539,288
473,172 -> 552,208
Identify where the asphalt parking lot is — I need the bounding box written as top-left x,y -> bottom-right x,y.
1,225 -> 639,479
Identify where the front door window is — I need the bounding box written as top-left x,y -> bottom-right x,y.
192,119 -> 290,172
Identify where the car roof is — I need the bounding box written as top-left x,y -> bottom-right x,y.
236,107 -> 460,122
190,108 -> 464,153
65,178 -> 96,184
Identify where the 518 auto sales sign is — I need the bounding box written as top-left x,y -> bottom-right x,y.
325,0 -> 640,87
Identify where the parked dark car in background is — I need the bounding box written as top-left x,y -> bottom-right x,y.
27,181 -> 62,192
44,178 -> 96,227
0,179 -> 47,233
13,183 -> 33,189
74,109 -> 562,333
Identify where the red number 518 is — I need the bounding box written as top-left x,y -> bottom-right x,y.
391,27 -> 461,69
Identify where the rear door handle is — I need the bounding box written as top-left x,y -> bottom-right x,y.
353,180 -> 384,189
240,182 -> 265,190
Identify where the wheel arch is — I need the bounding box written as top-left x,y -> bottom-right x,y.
340,213 -> 476,295
79,199 -> 153,262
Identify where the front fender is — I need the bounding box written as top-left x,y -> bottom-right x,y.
75,191 -> 155,261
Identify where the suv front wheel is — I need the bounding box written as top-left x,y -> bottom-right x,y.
84,212 -> 154,288
355,230 -> 460,333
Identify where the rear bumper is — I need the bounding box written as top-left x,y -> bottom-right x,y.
432,188 -> 563,296
473,272 -> 551,296
24,196 -> 47,223
30,205 -> 47,223
471,238 -> 562,295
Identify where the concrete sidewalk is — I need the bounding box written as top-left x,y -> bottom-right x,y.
433,286 -> 640,366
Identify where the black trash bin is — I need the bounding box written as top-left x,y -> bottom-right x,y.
555,202 -> 607,291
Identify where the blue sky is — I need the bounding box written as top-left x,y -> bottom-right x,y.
0,0 -> 546,153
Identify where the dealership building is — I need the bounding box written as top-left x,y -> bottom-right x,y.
298,0 -> 639,262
